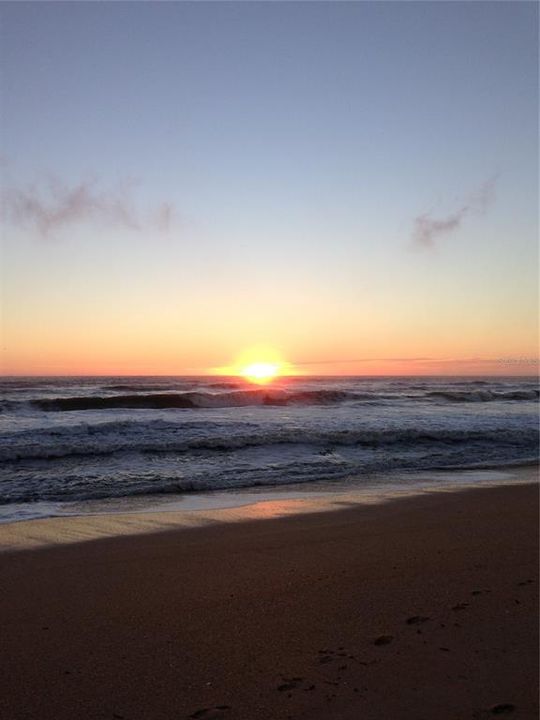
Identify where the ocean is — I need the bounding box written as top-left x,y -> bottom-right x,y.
0,375 -> 538,523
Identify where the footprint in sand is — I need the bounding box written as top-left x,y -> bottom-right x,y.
490,703 -> 516,714
373,635 -> 394,646
276,677 -> 304,692
189,706 -> 231,719
318,655 -> 333,664
406,616 -> 430,625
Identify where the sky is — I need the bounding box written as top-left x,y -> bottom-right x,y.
1,1 -> 538,376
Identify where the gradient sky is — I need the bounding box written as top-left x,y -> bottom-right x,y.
1,1 -> 538,376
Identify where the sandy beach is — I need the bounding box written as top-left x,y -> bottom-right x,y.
0,480 -> 538,720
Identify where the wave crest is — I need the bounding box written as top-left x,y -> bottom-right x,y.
426,389 -> 539,402
28,389 -> 372,412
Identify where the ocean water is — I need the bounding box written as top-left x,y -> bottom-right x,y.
0,375 -> 538,522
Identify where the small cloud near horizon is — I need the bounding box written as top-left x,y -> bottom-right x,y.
1,175 -> 176,237
294,357 -> 432,366
293,354 -> 538,368
412,177 -> 497,249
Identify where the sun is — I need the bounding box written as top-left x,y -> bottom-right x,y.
213,345 -> 294,384
240,362 -> 280,385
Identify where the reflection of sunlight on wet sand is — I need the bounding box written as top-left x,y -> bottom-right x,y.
1,465 -> 536,553
0,495 -> 374,552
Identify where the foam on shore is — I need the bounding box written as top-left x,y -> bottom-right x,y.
1,464 -> 536,552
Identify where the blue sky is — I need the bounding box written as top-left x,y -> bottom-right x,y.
1,1 -> 538,374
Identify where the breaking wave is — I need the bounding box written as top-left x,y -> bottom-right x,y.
25,389 -> 372,412
1,419 -> 537,463
425,389 -> 539,402
3,386 -> 535,413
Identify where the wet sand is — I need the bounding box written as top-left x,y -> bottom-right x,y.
0,481 -> 538,720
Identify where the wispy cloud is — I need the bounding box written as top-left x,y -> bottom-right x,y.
1,176 -> 176,236
293,354 -> 539,369
154,202 -> 175,233
412,177 -> 497,249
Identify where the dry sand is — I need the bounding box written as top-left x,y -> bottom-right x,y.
0,481 -> 538,720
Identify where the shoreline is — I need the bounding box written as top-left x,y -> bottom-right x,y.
0,463 -> 537,552
0,481 -> 537,719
